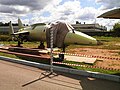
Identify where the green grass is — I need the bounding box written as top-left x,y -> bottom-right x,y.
72,66 -> 120,75
65,36 -> 120,50
93,36 -> 120,42
0,34 -> 10,41
61,60 -> 120,75
0,52 -> 50,64
0,52 -> 18,59
0,36 -> 120,50
95,36 -> 120,50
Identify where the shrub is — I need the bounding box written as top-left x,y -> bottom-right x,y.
0,35 -> 10,41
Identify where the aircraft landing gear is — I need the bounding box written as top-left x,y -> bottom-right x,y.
17,35 -> 23,47
59,44 -> 66,62
38,41 -> 45,49
17,41 -> 23,47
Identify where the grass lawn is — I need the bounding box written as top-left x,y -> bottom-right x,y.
66,36 -> 120,50
0,36 -> 120,50
94,36 -> 120,50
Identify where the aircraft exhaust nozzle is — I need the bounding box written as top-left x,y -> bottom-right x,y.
9,21 -> 14,35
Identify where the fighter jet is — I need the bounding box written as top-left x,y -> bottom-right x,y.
9,18 -> 98,49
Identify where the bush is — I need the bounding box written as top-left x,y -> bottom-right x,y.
0,35 -> 10,41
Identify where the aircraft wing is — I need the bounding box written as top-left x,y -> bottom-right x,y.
31,23 -> 46,29
31,23 -> 46,26
11,31 -> 29,35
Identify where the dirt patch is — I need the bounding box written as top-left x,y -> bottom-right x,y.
67,48 -> 120,70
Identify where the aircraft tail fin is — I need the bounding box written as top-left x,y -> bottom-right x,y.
9,21 -> 14,35
18,18 -> 24,29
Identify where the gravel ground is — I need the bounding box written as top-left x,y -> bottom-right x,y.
68,48 -> 120,69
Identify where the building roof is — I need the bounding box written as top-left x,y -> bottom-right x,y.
72,23 -> 107,32
97,8 -> 120,19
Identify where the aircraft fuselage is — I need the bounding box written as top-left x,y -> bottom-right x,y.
20,25 -> 97,45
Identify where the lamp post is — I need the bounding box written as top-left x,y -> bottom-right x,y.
50,28 -> 53,73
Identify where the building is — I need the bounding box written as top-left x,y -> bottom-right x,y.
0,22 -> 107,36
0,26 -> 18,34
72,23 -> 107,33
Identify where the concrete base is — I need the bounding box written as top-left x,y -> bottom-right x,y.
65,55 -> 97,64
54,55 -> 97,64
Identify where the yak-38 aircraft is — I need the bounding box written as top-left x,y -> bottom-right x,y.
9,18 -> 98,50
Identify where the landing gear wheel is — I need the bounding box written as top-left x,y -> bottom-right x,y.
38,41 -> 45,49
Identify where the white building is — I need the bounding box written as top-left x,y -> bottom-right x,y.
72,23 -> 107,32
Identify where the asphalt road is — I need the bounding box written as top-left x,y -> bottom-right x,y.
0,60 -> 119,90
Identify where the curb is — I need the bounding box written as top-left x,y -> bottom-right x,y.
0,56 -> 120,82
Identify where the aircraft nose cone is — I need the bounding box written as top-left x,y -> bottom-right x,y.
64,31 -> 98,45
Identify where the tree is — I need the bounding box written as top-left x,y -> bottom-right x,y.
76,21 -> 79,24
113,23 -> 120,37
0,22 -> 3,25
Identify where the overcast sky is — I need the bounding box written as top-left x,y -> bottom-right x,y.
0,0 -> 120,30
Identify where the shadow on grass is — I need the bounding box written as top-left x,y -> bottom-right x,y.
15,55 -> 72,68
112,73 -> 120,76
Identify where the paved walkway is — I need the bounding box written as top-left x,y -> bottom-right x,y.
0,60 -> 120,90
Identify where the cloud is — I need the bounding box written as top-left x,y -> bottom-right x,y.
0,0 -> 53,14
19,0 -> 99,25
96,0 -> 120,9
0,13 -> 18,23
0,0 -> 119,30
96,18 -> 120,30
76,7 -> 98,20
0,5 -> 30,14
29,0 -> 82,23
35,0 -> 99,24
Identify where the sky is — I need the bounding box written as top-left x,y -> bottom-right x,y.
0,0 -> 120,30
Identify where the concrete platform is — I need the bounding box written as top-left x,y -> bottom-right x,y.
0,46 -> 96,64
65,55 -> 97,64
54,55 -> 97,64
